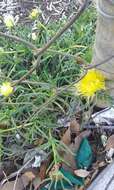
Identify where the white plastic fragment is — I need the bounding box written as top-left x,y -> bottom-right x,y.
92,107 -> 114,125
23,148 -> 47,169
32,155 -> 42,168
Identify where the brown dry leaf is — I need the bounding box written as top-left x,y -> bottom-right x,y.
61,127 -> 71,146
23,171 -> 36,181
61,119 -> 80,146
70,119 -> 80,134
106,135 -> 114,151
62,143 -> 78,172
1,171 -> 35,190
74,169 -> 90,178
1,176 -> 28,190
32,177 -> 41,189
39,162 -> 47,180
62,130 -> 91,172
0,161 -> 16,181
39,155 -> 52,180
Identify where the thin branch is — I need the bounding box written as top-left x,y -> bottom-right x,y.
83,124 -> 114,130
18,71 -> 87,126
0,71 -> 87,134
35,0 -> 89,57
85,55 -> 114,70
6,0 -> 88,86
0,32 -> 38,51
13,56 -> 41,86
96,68 -> 114,75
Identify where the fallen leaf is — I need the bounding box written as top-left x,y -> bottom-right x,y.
62,130 -> 91,172
0,161 -> 17,181
1,170 -> 36,190
70,119 -> 80,134
106,135 -> 114,151
39,155 -> 52,180
74,169 -> 90,178
62,143 -> 78,172
23,170 -> 36,181
61,119 -> 80,146
1,175 -> 29,190
61,127 -> 71,146
32,176 -> 41,189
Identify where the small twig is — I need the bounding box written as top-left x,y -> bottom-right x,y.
83,124 -> 114,130
21,70 -> 87,125
2,0 -> 88,86
96,68 -> 114,75
0,71 -> 87,134
13,56 -> 41,86
35,0 -> 89,57
0,32 -> 38,51
1,157 -> 33,187
13,157 -> 33,190
86,55 -> 114,70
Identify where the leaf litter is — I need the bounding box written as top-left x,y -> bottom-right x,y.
1,106 -> 114,190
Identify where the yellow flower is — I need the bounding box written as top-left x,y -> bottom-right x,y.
0,82 -> 13,97
75,69 -> 105,98
4,14 -> 15,29
29,8 -> 39,20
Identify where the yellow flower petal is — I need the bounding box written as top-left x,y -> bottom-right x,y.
0,82 -> 13,97
75,69 -> 105,98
